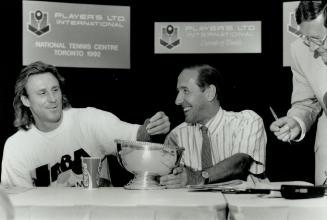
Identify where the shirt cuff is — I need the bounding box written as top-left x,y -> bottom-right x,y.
291,116 -> 306,142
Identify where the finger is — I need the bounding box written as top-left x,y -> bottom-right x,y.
159,175 -> 169,184
279,124 -> 290,133
275,125 -> 290,136
276,130 -> 287,138
270,123 -> 280,132
282,133 -> 291,142
161,176 -> 183,186
146,115 -> 169,130
163,178 -> 182,186
277,133 -> 289,142
147,120 -> 168,132
147,120 -> 170,135
149,111 -> 165,123
173,167 -> 183,175
272,118 -> 287,126
148,128 -> 170,136
273,117 -> 293,130
160,174 -> 177,183
159,174 -> 179,185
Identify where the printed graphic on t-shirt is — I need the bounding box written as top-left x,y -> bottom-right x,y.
31,148 -> 89,187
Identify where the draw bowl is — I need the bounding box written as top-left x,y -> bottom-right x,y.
115,139 -> 184,189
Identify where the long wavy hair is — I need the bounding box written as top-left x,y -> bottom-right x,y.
13,61 -> 71,130
296,1 -> 327,27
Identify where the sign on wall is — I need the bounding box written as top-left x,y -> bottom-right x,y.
155,21 -> 261,54
23,1 -> 130,69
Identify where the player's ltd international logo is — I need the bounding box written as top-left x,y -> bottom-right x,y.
287,12 -> 301,37
28,10 -> 50,36
160,25 -> 180,49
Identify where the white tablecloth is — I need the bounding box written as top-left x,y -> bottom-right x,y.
8,187 -> 227,220
225,193 -> 327,220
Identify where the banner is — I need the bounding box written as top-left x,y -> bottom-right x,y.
155,21 -> 261,54
23,1 -> 130,69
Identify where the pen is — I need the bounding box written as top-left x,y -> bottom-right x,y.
269,106 -> 291,144
269,106 -> 278,121
221,188 -> 272,194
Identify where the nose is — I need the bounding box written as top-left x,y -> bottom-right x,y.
175,91 -> 183,105
309,42 -> 319,52
47,92 -> 57,103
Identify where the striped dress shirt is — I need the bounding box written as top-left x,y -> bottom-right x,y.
165,108 -> 267,182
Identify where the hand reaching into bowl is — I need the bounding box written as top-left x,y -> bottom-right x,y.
146,111 -> 170,135
137,111 -> 170,141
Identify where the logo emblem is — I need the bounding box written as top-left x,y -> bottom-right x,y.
160,25 -> 180,49
28,10 -> 50,36
287,12 -> 301,37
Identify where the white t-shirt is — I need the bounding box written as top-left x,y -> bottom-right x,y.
1,107 -> 140,187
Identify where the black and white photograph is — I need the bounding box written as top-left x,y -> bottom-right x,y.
0,0 -> 326,219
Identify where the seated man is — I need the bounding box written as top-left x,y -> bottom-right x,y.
1,61 -> 170,187
160,64 -> 267,188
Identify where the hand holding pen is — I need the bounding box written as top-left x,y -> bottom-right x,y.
269,106 -> 301,144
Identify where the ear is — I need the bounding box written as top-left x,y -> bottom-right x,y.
204,85 -> 216,102
21,95 -> 31,107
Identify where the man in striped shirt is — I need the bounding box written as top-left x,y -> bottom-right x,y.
160,64 -> 267,188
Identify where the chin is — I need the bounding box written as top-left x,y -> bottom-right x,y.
49,113 -> 62,122
184,117 -> 195,124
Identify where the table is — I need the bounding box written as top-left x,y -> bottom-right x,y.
9,187 -> 227,220
7,183 -> 327,220
225,193 -> 327,220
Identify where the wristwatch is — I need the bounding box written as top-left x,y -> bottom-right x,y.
201,170 -> 210,184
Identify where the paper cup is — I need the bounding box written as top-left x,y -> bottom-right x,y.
81,157 -> 102,189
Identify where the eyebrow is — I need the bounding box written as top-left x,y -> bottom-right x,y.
36,85 -> 60,92
177,85 -> 189,90
309,35 -> 321,39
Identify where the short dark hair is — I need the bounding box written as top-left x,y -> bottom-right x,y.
295,1 -> 327,27
184,64 -> 223,101
13,61 -> 70,130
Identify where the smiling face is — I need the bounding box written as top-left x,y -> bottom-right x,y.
21,72 -> 63,132
175,69 -> 213,125
299,13 -> 327,64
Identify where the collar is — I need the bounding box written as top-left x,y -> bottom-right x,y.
197,107 -> 224,132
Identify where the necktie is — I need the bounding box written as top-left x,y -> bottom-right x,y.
201,126 -> 213,169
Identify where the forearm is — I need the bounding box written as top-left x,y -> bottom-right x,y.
207,153 -> 252,183
288,63 -> 321,130
185,153 -> 253,185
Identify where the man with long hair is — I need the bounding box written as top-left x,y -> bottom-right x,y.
1,61 -> 170,187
